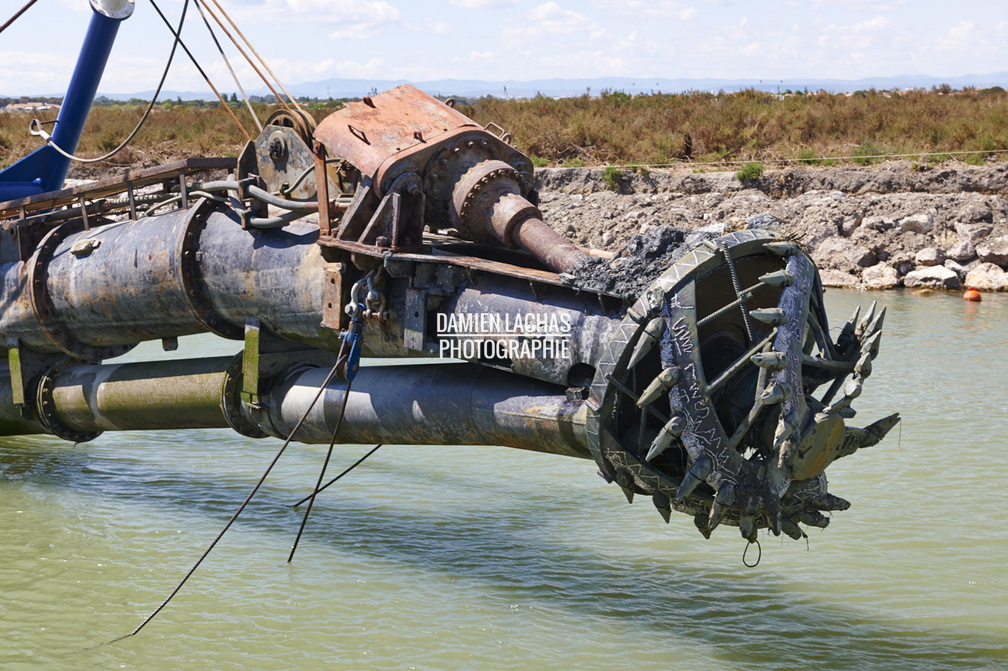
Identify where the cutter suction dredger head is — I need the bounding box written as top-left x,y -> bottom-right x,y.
584,230 -> 899,541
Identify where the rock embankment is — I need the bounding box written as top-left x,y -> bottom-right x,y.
535,162 -> 1008,291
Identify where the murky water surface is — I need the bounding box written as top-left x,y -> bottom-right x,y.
1,290 -> 1006,670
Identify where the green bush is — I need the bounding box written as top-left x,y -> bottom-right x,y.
602,165 -> 625,190
736,161 -> 764,181
796,147 -> 821,165
852,141 -> 883,165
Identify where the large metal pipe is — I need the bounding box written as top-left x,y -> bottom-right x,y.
1,199 -> 617,387
0,202 -> 334,357
0,357 -> 589,459
254,363 -> 589,458
48,356 -> 231,432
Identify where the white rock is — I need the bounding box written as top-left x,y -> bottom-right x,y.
976,236 -> 1008,266
819,269 -> 860,288
944,259 -> 968,280
862,216 -> 894,231
914,247 -> 945,267
900,213 -> 934,234
955,222 -> 993,242
840,215 -> 862,237
947,240 -> 976,262
861,263 -> 900,289
964,262 -> 1008,291
903,266 -> 962,290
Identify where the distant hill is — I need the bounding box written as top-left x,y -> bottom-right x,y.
35,72 -> 1008,102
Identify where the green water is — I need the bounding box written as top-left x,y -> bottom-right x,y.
1,290 -> 1006,670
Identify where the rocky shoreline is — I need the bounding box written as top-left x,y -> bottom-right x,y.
535,162 -> 1008,291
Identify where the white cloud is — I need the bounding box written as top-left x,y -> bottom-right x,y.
427,20 -> 454,35
231,0 -> 401,39
502,2 -> 609,46
448,0 -> 513,7
593,0 -> 697,20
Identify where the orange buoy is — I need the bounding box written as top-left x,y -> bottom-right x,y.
964,287 -> 982,302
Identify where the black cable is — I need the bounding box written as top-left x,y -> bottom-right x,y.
45,0 -> 189,163
114,343 -> 349,641
0,0 -> 40,35
291,444 -> 383,508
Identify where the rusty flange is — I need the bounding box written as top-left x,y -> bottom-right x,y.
177,198 -> 244,340
35,361 -> 102,443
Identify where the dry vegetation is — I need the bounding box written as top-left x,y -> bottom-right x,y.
2,87 -> 1007,172
462,87 -> 1008,168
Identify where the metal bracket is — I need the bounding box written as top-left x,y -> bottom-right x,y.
6,338 -> 25,406
404,287 -> 427,351
242,317 -> 261,407
322,262 -> 347,331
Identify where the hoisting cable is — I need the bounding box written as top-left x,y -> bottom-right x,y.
30,0 -> 192,163
112,336 -> 351,642
193,0 -> 263,133
199,0 -> 302,113
147,0 -> 252,141
197,0 -> 298,114
0,0 -> 40,35
288,301 -> 366,563
291,444 -> 383,508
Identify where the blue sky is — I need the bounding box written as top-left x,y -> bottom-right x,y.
1,0 -> 1006,95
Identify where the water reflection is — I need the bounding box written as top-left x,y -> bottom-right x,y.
2,290 -> 1007,670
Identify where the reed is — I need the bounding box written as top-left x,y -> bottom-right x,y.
2,88 -> 1006,172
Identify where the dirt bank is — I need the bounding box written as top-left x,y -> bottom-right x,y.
536,162 -> 1008,291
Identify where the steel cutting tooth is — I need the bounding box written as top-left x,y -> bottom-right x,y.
693,513 -> 713,539
796,510 -> 830,528
773,413 -> 798,451
739,512 -> 756,542
764,241 -> 799,256
765,494 -> 782,536
627,317 -> 665,369
836,413 -> 901,459
837,305 -> 861,345
862,330 -> 883,359
857,301 -> 877,338
645,416 -> 685,462
781,518 -> 805,540
760,383 -> 792,405
843,379 -> 863,400
866,306 -> 887,336
749,307 -> 788,326
652,492 -> 672,523
636,367 -> 680,407
759,269 -> 795,287
807,493 -> 851,512
751,351 -> 788,370
854,352 -> 872,377
674,455 -> 712,501
854,412 -> 901,449
708,484 -> 735,531
738,496 -> 759,542
615,470 -> 635,503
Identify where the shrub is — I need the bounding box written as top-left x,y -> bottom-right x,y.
736,161 -> 764,181
602,165 -> 625,190
796,147 -> 821,165
852,141 -> 883,165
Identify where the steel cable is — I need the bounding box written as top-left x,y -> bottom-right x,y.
0,0 -> 40,35
37,0 -> 192,163
114,339 -> 351,641
193,0 -> 263,133
147,0 -> 251,141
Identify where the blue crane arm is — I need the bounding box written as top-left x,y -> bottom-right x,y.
0,0 -> 134,201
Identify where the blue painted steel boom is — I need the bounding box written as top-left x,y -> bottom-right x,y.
0,0 -> 133,201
